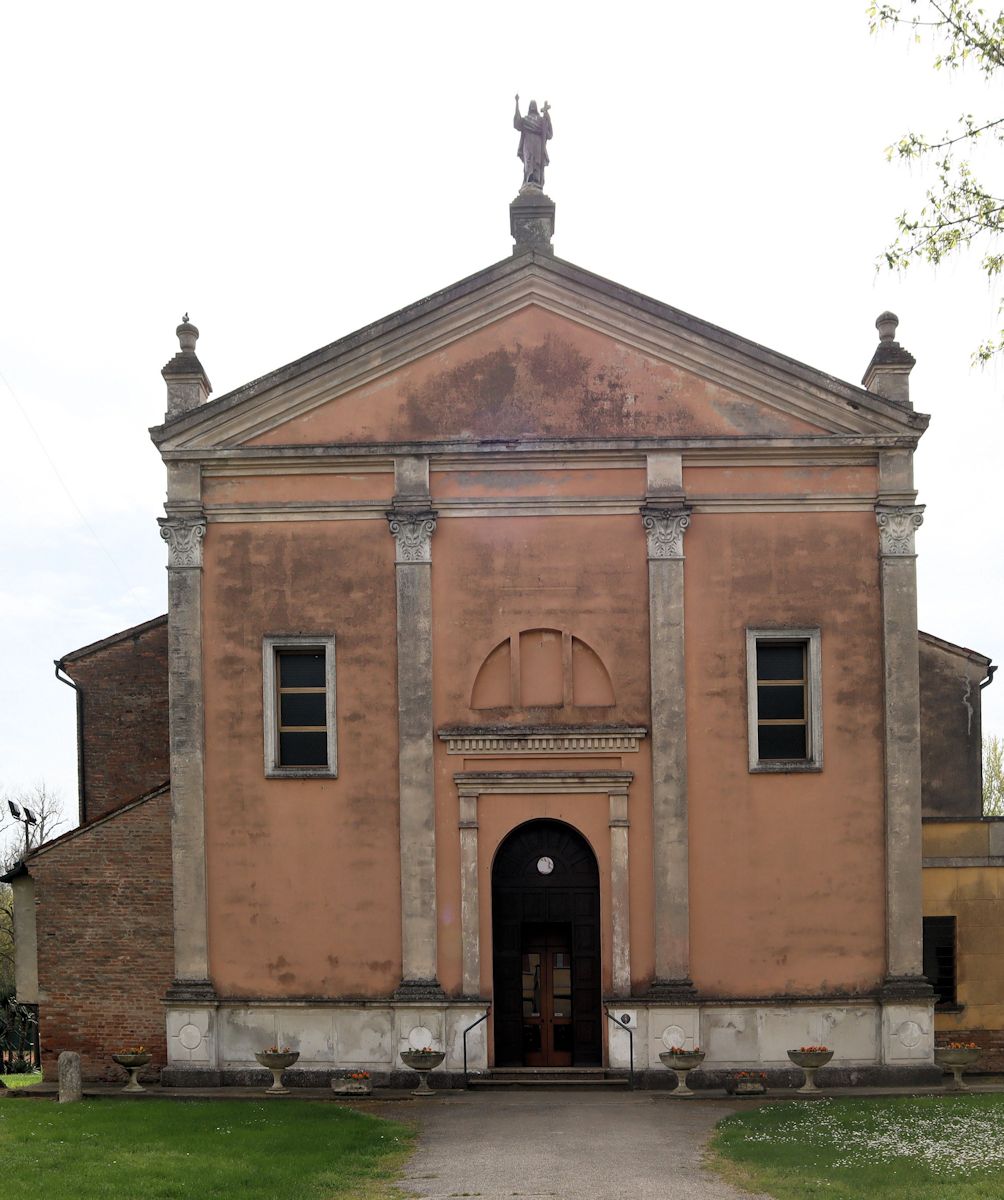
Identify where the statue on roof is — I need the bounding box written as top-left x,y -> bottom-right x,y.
514,95 -> 552,190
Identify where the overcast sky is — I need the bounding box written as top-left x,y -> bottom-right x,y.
1,2 -> 1001,838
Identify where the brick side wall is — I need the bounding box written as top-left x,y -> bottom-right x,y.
62,618 -> 169,824
30,789 -> 173,1081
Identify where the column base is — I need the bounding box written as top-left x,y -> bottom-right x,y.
879,974 -> 934,1002
164,978 -> 217,1003
393,978 -> 447,1002
646,977 -> 697,1001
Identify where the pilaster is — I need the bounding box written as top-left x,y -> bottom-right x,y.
388,456 -> 443,999
158,507 -> 213,998
876,476 -> 931,1001
458,787 -> 481,999
641,450 -> 695,998
608,786 -> 632,998
11,874 -> 38,1003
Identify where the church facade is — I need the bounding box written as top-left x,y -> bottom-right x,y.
14,184 -> 991,1085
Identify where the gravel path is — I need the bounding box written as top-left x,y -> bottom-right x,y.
397,1090 -> 767,1199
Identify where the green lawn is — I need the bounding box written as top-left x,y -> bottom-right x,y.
0,1098 -> 414,1199
711,1094 -> 1004,1198
1,1070 -> 43,1089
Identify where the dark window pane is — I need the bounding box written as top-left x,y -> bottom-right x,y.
757,685 -> 805,721
522,1024 -> 542,1053
923,916 -> 956,1006
758,724 -> 807,760
757,643 -> 805,681
280,692 -> 326,728
279,730 -> 327,766
279,651 -> 325,688
553,1023 -> 573,1051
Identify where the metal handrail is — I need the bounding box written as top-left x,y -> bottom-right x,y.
462,1008 -> 490,1089
604,1007 -> 635,1090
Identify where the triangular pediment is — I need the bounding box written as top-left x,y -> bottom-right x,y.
152,254 -> 928,454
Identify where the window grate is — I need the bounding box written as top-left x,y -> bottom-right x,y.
923,915 -> 957,1007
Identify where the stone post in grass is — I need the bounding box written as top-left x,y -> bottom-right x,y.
58,1051 -> 82,1103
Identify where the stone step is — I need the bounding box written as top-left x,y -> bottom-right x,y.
468,1069 -> 630,1089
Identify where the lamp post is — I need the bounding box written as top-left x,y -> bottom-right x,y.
7,801 -> 38,857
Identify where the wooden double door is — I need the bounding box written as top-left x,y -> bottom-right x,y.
520,923 -> 574,1066
492,819 -> 602,1068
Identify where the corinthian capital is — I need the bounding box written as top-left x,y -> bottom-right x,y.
386,508 -> 437,564
876,504 -> 925,557
159,515 -> 207,569
640,503 -> 692,561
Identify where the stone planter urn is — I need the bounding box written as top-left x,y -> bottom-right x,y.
400,1049 -> 445,1096
332,1072 -> 372,1096
658,1049 -> 706,1096
111,1052 -> 152,1093
255,1051 -> 299,1096
934,1046 -> 980,1091
787,1048 -> 833,1093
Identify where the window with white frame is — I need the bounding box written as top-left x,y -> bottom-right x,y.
263,635 -> 337,777
745,629 -> 822,772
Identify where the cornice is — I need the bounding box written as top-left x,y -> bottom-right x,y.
159,435 -> 918,466
202,494 -> 879,523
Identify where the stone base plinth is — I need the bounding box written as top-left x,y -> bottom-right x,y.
164,999 -> 489,1084
633,1063 -> 942,1089
165,995 -> 934,1083
605,997 -> 935,1073
510,189 -> 555,255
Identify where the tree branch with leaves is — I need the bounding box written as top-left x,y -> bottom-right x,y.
985,734 -> 1004,815
869,2 -> 1004,363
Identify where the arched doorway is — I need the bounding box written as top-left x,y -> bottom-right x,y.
491,820 -> 602,1067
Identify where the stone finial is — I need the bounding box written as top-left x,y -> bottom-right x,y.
176,314 -> 199,353
876,311 -> 899,342
162,313 -> 212,421
862,310 -> 915,407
